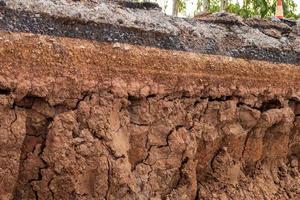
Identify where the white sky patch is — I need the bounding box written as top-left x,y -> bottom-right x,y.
296,0 -> 300,13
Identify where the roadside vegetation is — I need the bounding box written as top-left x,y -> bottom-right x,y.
133,0 -> 300,19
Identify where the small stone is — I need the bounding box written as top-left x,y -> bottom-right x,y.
113,42 -> 121,49
291,159 -> 298,168
140,85 -> 150,97
0,0 -> 6,6
117,18 -> 124,24
274,177 -> 280,184
123,44 -> 131,51
262,29 -> 281,39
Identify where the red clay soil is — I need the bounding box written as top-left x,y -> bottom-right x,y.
0,31 -> 299,200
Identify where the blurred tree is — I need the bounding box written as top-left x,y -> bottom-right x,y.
208,0 -> 299,19
220,0 -> 228,11
197,0 -> 220,13
133,0 -> 299,19
282,0 -> 300,18
203,0 -> 210,11
172,0 -> 186,16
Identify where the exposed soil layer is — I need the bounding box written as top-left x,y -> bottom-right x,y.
0,0 -> 299,64
1,1 -> 300,199
0,31 -> 299,200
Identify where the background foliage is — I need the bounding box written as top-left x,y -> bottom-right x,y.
139,0 -> 300,19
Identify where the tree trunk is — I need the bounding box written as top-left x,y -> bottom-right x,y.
172,0 -> 178,16
220,0 -> 228,11
203,0 -> 210,12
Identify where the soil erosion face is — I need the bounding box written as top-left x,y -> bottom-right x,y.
0,0 -> 300,200
0,31 -> 299,200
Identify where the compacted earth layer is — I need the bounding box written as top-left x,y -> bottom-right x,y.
0,0 -> 299,200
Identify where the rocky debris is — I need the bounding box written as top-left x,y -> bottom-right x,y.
194,12 -> 245,25
0,0 -> 5,7
116,1 -> 161,10
0,30 -> 299,200
0,0 -> 299,63
261,28 -> 282,39
245,17 -> 292,33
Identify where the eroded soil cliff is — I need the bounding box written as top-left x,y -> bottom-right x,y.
0,0 -> 300,200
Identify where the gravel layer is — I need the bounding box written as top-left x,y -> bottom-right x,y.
0,0 -> 299,64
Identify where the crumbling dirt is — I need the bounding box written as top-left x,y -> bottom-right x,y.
0,31 -> 299,200
0,2 -> 300,200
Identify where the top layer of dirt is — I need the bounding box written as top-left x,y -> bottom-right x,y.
0,0 -> 299,64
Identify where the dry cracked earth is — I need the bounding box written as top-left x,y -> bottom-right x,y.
0,0 -> 300,200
